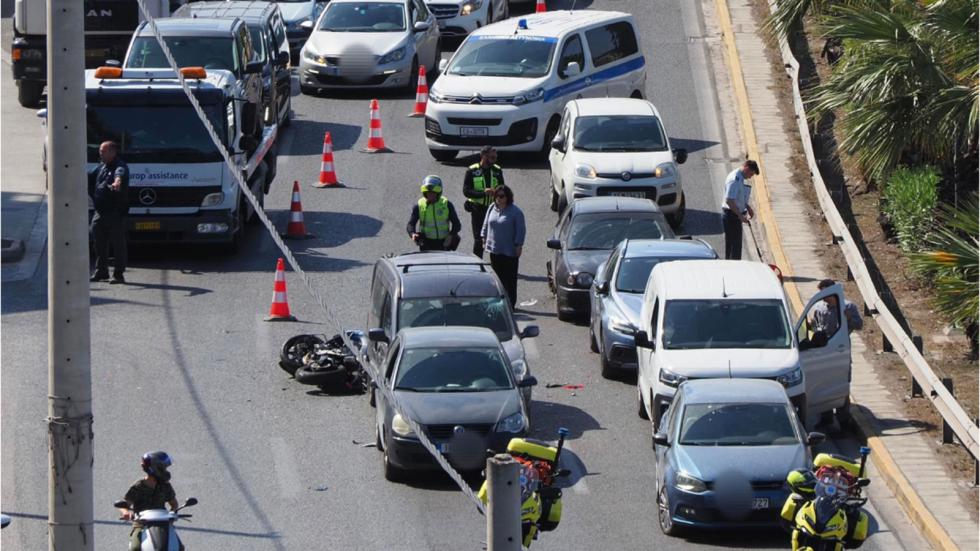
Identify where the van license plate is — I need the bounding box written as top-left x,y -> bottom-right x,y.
134,221 -> 161,231
610,191 -> 647,198
460,127 -> 488,137
751,498 -> 769,510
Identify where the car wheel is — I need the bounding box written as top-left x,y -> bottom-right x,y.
383,445 -> 404,482
300,83 -> 318,96
589,325 -> 599,353
836,397 -> 853,430
637,385 -> 649,420
17,80 -> 43,107
600,348 -> 616,380
630,90 -> 644,100
405,57 -> 419,93
550,186 -> 560,212
538,118 -> 560,160
429,148 -> 458,162
666,192 -> 686,229
280,95 -> 292,128
555,295 -> 573,322
375,424 -> 383,451
658,483 -> 680,536
369,387 -> 376,408
651,391 -> 661,433
557,186 -> 569,214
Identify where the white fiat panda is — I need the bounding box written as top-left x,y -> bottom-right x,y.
424,11 -> 646,161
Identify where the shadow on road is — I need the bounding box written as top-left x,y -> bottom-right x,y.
0,511 -> 282,540
279,119 -> 362,154
528,399 -> 602,441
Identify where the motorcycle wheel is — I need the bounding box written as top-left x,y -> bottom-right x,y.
294,365 -> 347,387
279,335 -> 325,376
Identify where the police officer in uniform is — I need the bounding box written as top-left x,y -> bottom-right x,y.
462,145 -> 505,257
89,140 -> 130,283
407,175 -> 462,252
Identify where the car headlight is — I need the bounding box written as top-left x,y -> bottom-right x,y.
391,413 -> 416,437
654,163 -> 676,179
776,366 -> 804,388
303,49 -> 326,65
496,412 -> 526,434
461,0 -> 483,15
428,89 -> 445,103
675,472 -> 708,493
658,368 -> 687,388
200,192 -> 224,207
609,316 -> 637,336
565,272 -> 593,288
510,359 -> 528,380
378,46 -> 406,65
512,87 -> 544,105
575,164 -> 597,179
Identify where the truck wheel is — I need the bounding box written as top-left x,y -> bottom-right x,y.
429,148 -> 457,162
18,81 -> 43,108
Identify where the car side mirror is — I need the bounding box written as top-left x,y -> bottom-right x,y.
245,60 -> 264,74
438,58 -> 448,72
653,432 -> 669,447
183,497 -> 198,507
413,21 -> 431,32
546,238 -> 561,250
519,325 -> 539,339
277,51 -> 290,66
550,135 -> 565,152
806,432 -> 826,447
367,328 -> 389,344
238,135 -> 258,154
113,500 -> 129,509
563,61 -> 581,77
673,148 -> 688,164
634,330 -> 654,349
857,478 -> 871,487
518,375 -> 538,388
36,108 -> 47,119
300,20 -> 314,31
594,281 -> 609,295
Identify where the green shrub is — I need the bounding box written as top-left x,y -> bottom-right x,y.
881,166 -> 940,252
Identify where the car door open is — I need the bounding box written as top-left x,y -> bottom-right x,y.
796,284 -> 851,417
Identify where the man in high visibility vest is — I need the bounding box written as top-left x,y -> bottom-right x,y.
462,145 -> 505,257
407,175 -> 462,252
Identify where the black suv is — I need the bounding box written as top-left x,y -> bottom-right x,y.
174,1 -> 292,127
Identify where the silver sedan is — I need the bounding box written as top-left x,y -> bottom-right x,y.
298,0 -> 440,93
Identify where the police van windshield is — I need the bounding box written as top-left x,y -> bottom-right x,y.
662,299 -> 792,349
447,36 -> 556,78
126,37 -> 239,73
318,3 -> 406,32
86,105 -> 226,163
574,116 -> 668,152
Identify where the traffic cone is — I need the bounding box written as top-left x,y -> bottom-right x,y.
535,0 -> 546,13
313,132 -> 344,188
407,65 -> 428,118
361,99 -> 392,153
283,181 -> 313,239
265,257 -> 297,322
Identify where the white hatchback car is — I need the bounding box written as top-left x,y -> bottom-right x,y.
548,98 -> 688,227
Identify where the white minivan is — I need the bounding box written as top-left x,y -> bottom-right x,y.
425,11 -> 646,161
634,260 -> 852,432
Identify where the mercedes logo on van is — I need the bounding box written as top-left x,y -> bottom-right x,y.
453,425 -> 465,436
470,93 -> 483,105
621,171 -> 633,181
138,188 -> 157,206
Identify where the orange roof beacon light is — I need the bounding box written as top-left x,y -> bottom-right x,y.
179,67 -> 207,79
94,66 -> 123,79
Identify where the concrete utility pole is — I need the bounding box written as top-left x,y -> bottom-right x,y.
486,454 -> 521,551
46,0 -> 94,548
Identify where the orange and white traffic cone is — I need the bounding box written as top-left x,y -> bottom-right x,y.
407,65 -> 428,118
361,99 -> 392,153
535,0 -> 546,13
313,132 -> 344,188
283,181 -> 313,239
264,257 -> 297,322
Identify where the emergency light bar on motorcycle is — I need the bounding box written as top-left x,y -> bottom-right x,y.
93,66 -> 208,80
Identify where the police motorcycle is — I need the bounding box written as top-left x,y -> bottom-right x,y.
781,447 -> 871,551
279,331 -> 368,393
114,497 -> 198,551
479,428 -> 570,548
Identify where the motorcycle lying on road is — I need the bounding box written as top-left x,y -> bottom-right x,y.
114,497 -> 198,551
781,447 -> 871,551
279,331 -> 368,393
479,427 -> 570,548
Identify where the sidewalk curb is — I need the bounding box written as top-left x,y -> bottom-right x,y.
1,194 -> 48,283
712,0 -> 959,549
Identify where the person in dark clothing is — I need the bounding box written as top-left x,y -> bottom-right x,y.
118,451 -> 182,551
406,175 -> 462,252
89,140 -> 129,284
462,145 -> 505,258
481,185 -> 525,308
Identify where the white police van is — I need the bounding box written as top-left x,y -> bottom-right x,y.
424,11 -> 646,161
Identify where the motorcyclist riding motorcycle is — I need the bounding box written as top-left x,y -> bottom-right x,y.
118,451 -> 182,551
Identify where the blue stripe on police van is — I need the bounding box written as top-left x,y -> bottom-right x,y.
542,55 -> 646,103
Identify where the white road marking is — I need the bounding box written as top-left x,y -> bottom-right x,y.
271,436 -> 303,498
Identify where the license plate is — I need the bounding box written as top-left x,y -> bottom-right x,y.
610,191 -> 647,198
324,66 -> 340,76
460,127 -> 488,138
436,442 -> 450,453
133,221 -> 161,231
751,497 -> 769,510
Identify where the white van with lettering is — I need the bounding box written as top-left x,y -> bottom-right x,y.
424,11 -> 646,161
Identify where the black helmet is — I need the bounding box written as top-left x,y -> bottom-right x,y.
141,451 -> 173,482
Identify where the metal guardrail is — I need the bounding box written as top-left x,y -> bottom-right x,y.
768,4 -> 979,460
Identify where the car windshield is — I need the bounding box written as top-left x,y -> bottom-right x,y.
574,115 -> 668,152
398,297 -> 514,341
616,256 -> 700,293
394,347 -> 513,392
247,26 -> 266,63
679,403 -> 799,446
567,213 -> 668,250
86,105 -> 225,163
662,299 -> 792,349
318,3 -> 406,32
447,36 -> 556,78
126,37 -> 238,72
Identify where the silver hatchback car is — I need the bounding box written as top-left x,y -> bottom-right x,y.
589,238 -> 717,378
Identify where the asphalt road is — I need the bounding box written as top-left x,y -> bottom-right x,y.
1,0 -> 921,549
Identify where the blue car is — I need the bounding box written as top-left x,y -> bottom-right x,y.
653,379 -> 825,535
589,238 -> 716,378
